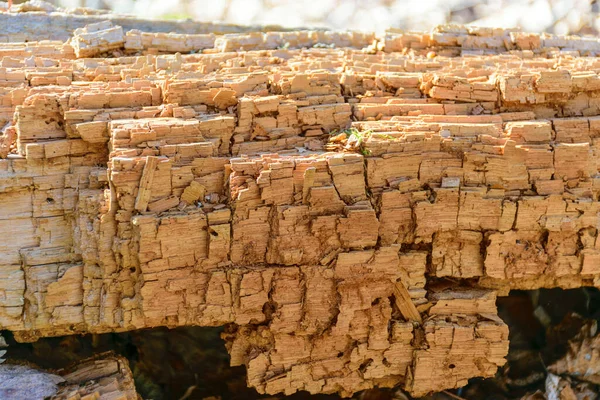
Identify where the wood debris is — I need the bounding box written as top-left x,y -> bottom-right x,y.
3,7 -> 600,397
549,320 -> 600,385
0,352 -> 138,399
52,353 -> 138,400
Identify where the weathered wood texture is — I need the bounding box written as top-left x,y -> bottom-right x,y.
3,10 -> 600,397
53,353 -> 138,399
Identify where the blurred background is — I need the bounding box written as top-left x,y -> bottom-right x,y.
10,0 -> 600,35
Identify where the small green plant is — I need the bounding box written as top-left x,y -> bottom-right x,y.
349,128 -> 370,141
337,127 -> 372,143
349,128 -> 373,149
333,128 -> 373,156
313,42 -> 335,49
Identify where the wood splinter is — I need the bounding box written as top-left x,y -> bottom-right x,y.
393,280 -> 423,323
134,155 -> 159,212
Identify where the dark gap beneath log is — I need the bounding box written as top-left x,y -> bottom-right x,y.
461,287 -> 600,399
1,326 -> 339,400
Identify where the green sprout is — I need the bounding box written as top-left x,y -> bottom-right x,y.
330,128 -> 373,156
338,127 -> 372,143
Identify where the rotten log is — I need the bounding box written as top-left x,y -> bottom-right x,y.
2,6 -> 600,398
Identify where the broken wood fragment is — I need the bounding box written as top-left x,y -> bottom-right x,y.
393,280 -> 423,323
134,155 -> 160,212
0,353 -> 138,400
181,181 -> 206,204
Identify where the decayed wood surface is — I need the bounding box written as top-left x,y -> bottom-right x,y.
53,353 -> 139,400
3,5 -> 600,397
